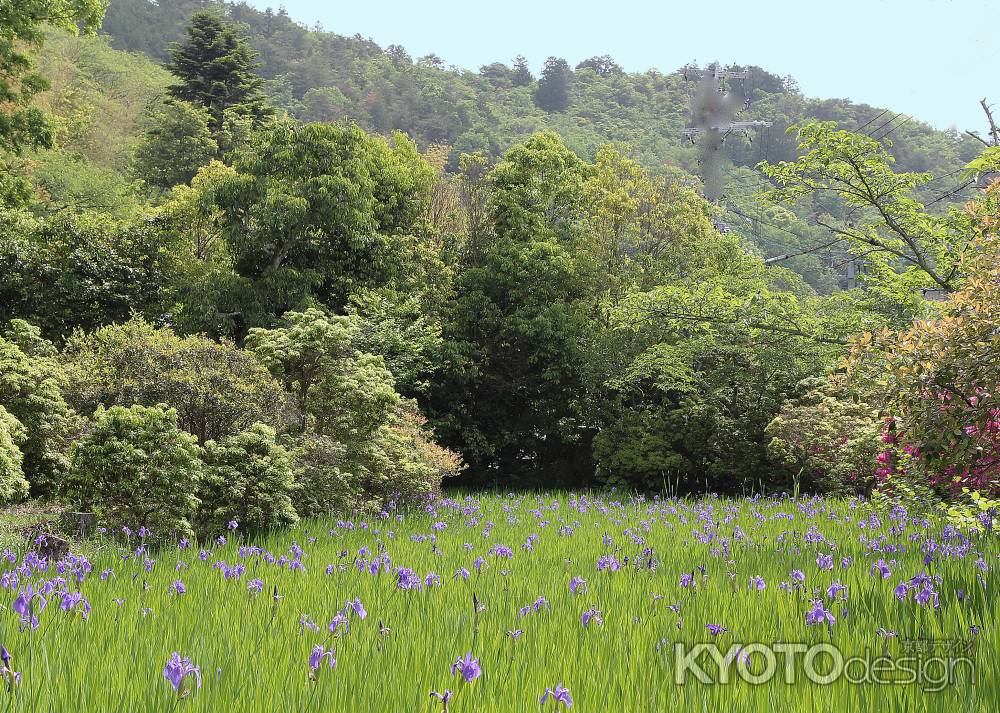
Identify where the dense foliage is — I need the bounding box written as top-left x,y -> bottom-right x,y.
0,0 -> 996,529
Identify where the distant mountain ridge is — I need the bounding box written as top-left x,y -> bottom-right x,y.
99,0 -> 980,178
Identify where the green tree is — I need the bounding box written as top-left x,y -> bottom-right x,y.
211,123 -> 435,334
576,55 -> 623,77
760,122 -> 971,309
245,308 -> 356,428
511,55 -> 533,87
132,99 -> 218,189
248,308 -> 459,509
0,212 -> 184,338
167,10 -> 271,132
197,422 -> 297,534
65,404 -> 202,537
765,375 -> 880,494
534,57 -> 572,112
427,133 -> 593,481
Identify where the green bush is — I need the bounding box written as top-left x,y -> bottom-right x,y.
197,423 -> 298,535
288,433 -> 362,517
0,405 -> 29,503
64,316 -> 287,443
65,404 -> 202,538
249,309 -> 460,513
0,321 -> 79,497
765,375 -> 881,494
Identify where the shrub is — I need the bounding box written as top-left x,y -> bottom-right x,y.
765,375 -> 881,494
65,404 -> 202,538
198,423 -> 298,535
0,405 -> 29,503
849,184 -> 1000,496
0,321 -> 79,497
288,433 -> 363,517
291,404 -> 461,517
250,309 -> 460,514
63,316 -> 287,443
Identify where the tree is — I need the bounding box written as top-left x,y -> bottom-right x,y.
245,308 -> 359,432
479,62 -> 513,84
426,133 -> 593,481
0,322 -> 78,497
760,122 -> 971,308
0,0 -> 108,205
65,404 -> 202,538
63,316 -> 287,443
211,123 -> 435,333
765,375 -> 880,494
248,308 -> 459,509
197,422 -> 297,534
511,55 -> 533,87
132,99 -> 218,189
533,57 -> 571,112
0,212 -> 184,339
167,10 -> 271,132
575,55 -> 623,77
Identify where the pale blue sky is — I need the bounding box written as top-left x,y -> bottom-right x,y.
246,0 -> 998,133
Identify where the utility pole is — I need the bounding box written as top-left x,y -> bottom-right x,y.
681,63 -> 771,204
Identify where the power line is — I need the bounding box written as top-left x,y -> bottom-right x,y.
872,115 -> 912,142
854,109 -> 890,134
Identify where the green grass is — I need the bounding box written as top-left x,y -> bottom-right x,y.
0,492 -> 994,711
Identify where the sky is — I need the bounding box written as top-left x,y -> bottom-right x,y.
245,0 -> 998,133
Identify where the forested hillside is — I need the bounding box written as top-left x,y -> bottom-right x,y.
101,0 -> 979,175
93,0 -> 984,294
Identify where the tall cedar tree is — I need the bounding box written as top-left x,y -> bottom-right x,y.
534,57 -> 571,111
511,55 -> 533,87
167,11 -> 271,131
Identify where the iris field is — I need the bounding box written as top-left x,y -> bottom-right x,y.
0,492 -> 996,711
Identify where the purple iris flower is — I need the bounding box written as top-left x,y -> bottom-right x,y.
163,653 -> 200,696
329,612 -> 348,634
348,598 -> 367,619
430,690 -> 452,705
893,582 -> 909,601
748,576 -> 765,591
805,600 -> 835,628
450,652 -> 481,682
870,559 -> 891,579
227,520 -> 239,531
540,683 -> 573,708
826,581 -> 847,600
12,583 -> 46,630
169,580 -> 186,595
307,644 -> 335,673
816,553 -> 834,571
705,624 -> 727,636
680,573 -> 695,588
581,608 -> 603,627
569,576 -> 586,594
914,583 -> 939,608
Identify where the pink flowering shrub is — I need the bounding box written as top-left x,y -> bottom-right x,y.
853,182 -> 1000,497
